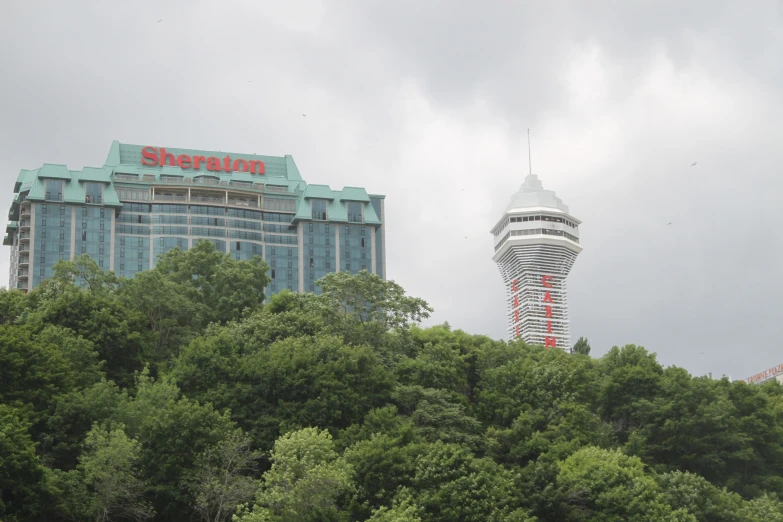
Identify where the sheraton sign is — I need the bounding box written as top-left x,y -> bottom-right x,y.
141,146 -> 265,174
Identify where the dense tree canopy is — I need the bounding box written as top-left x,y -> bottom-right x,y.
2,239 -> 783,521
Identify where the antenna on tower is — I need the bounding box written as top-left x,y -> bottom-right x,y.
527,129 -> 532,176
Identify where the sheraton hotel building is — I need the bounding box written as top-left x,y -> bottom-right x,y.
4,142 -> 386,296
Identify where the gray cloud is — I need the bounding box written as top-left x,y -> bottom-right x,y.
1,0 -> 782,381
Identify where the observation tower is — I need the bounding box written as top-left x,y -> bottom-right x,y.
490,173 -> 582,348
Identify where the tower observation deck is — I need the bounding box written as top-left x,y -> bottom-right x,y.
490,174 -> 582,348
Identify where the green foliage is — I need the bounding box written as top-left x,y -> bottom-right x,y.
77,423 -> 155,521
0,405 -> 45,521
572,336 -> 591,356
4,267 -> 783,521
238,427 -> 353,522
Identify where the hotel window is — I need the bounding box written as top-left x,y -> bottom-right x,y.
347,202 -> 363,223
288,248 -> 292,256
309,235 -> 313,244
309,223 -> 313,232
287,270 -> 292,280
45,180 -> 64,201
42,230 -> 46,238
60,218 -> 65,227
138,238 -> 143,247
311,199 -> 328,220
361,238 -> 366,248
271,269 -> 276,279
60,206 -> 65,215
138,263 -> 142,271
42,205 -> 47,214
85,183 -> 103,204
60,230 -> 65,239
361,227 -> 366,236
42,218 -> 46,226
82,220 -> 87,229
120,237 -> 125,246
82,208 -> 88,217
344,226 -> 349,235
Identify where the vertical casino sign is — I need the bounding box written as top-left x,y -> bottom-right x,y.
511,274 -> 557,348
541,275 -> 556,348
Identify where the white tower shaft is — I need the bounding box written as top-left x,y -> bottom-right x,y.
491,173 -> 582,349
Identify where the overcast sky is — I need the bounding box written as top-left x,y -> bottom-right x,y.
2,1 -> 782,381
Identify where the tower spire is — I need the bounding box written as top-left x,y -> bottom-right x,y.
527,129 -> 532,176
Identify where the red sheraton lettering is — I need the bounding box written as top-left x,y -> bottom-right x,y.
140,146 -> 265,175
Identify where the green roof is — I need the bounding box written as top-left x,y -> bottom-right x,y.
363,202 -> 381,225
303,185 -> 336,200
340,187 -> 371,202
5,141 -> 385,235
80,167 -> 113,183
38,164 -> 71,180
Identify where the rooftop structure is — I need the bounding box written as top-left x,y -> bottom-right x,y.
4,141 -> 386,296
490,173 -> 582,348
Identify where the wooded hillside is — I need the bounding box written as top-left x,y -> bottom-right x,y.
2,240 -> 782,521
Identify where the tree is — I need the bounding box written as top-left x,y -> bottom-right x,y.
237,428 -> 353,521
118,370 -> 236,521
367,501 -> 422,522
78,423 -> 154,522
0,288 -> 26,325
118,270 -> 201,364
557,446 -> 693,522
153,239 -> 270,326
187,430 -> 259,522
51,254 -> 118,295
572,337 -> 591,356
315,270 -> 433,349
0,405 -> 45,521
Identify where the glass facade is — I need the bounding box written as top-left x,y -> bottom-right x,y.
305,222 -> 333,294
5,142 -> 386,299
32,203 -> 72,287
